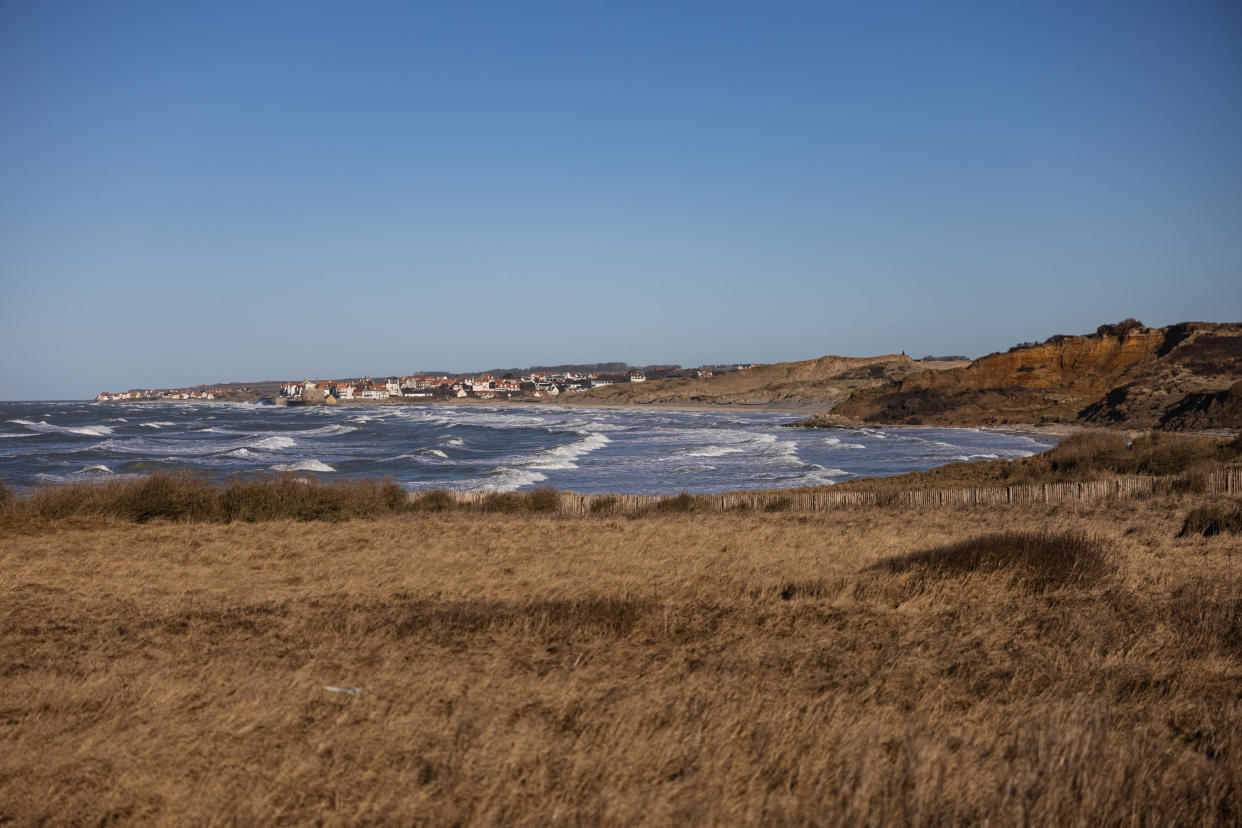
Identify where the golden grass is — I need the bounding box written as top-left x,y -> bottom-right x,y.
2,495 -> 1241,824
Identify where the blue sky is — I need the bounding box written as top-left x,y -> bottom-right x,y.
2,0 -> 1240,399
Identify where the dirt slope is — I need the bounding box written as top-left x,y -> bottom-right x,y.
832,321 -> 1242,429
565,354 -> 932,407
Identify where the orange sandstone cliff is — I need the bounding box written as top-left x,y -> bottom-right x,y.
830,321 -> 1242,429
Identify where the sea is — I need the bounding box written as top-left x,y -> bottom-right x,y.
0,400 -> 1057,494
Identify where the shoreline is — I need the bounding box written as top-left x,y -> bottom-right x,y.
95,394 -> 1069,425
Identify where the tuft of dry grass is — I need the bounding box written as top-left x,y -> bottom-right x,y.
867,530 -> 1111,590
2,495 -> 1241,824
407,488 -> 458,512
1178,501 -> 1242,537
478,486 -> 563,514
589,494 -> 619,514
647,492 -> 703,514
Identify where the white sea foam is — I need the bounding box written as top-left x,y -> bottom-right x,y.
224,448 -> 254,458
270,459 -> 336,472
425,448 -> 448,458
819,437 -> 866,449
443,436 -> 465,446
527,431 -> 611,470
72,425 -> 114,436
453,411 -> 556,429
760,439 -> 803,466
252,436 -> 296,450
685,445 -> 745,457
75,464 -> 114,475
141,421 -> 176,429
952,453 -> 999,462
298,424 -> 358,436
796,467 -> 851,485
481,467 -> 548,492
8,419 -> 115,437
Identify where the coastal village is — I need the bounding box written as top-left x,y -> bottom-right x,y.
95,365 -> 750,405
276,370 -> 654,404
94,386 -> 255,402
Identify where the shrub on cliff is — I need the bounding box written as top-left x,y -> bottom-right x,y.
1096,319 -> 1145,338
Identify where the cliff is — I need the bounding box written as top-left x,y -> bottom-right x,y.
831,321 -> 1242,429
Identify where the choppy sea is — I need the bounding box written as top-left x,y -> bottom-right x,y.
0,401 -> 1057,494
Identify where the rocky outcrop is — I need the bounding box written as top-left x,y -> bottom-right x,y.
832,321 -> 1242,430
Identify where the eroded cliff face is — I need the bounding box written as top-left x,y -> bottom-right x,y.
833,322 -> 1242,429
1079,325 -> 1242,428
954,331 -> 1162,393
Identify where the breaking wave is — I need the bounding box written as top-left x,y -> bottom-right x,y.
685,445 -> 745,457
482,467 -> 548,492
251,436 -> 296,450
527,431 -> 611,470
270,459 -> 336,472
9,419 -> 115,437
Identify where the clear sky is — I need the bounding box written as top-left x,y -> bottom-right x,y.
2,0 -> 1240,399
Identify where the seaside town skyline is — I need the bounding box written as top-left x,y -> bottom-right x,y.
92,363 -> 754,403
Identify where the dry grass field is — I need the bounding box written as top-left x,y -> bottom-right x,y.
2,484 -> 1241,824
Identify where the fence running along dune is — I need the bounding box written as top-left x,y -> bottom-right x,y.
431,467 -> 1242,514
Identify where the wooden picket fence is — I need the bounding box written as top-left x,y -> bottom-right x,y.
413,466 -> 1241,515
